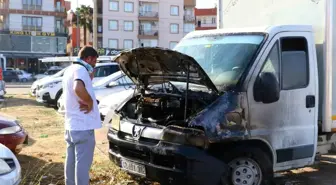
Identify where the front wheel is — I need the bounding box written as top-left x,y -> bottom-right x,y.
223,147 -> 274,185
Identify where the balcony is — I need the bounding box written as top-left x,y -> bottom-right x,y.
55,7 -> 65,12
0,2 -> 8,9
138,28 -> 158,39
139,11 -> 159,21
22,25 -> 42,32
22,4 -> 42,10
184,15 -> 195,22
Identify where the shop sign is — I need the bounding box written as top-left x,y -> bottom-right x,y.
10,31 -> 56,37
72,47 -> 123,56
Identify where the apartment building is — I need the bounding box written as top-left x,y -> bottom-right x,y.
102,0 -> 196,50
0,0 -> 68,73
195,7 -> 217,30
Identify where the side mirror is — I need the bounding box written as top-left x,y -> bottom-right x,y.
108,81 -> 118,87
254,72 -> 280,104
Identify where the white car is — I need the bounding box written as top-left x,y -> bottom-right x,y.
33,68 -> 63,80
36,62 -> 120,106
30,67 -> 67,96
93,71 -> 135,103
0,144 -> 21,185
15,70 -> 33,82
98,89 -> 134,121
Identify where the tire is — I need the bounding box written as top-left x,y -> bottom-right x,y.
222,147 -> 274,185
22,78 -> 28,82
54,91 -> 63,109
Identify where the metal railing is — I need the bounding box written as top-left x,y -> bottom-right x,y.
22,25 -> 42,31
139,11 -> 159,18
138,28 -> 159,36
184,15 -> 195,22
22,4 -> 42,10
55,7 -> 65,12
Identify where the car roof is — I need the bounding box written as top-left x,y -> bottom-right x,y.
95,62 -> 118,67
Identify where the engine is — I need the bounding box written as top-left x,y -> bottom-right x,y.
120,89 -> 218,127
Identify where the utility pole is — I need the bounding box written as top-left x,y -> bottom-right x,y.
92,0 -> 98,49
217,0 -> 223,29
76,0 -> 80,54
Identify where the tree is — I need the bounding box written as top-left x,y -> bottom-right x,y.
75,5 -> 93,45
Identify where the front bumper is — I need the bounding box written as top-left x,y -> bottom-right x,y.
108,130 -> 228,185
0,130 -> 28,154
36,90 -> 54,104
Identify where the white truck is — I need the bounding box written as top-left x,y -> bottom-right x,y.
105,1 -> 336,185
212,0 -> 336,184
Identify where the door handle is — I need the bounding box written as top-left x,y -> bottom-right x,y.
306,95 -> 315,108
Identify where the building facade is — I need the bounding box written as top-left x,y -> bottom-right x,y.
0,0 -> 68,73
195,7 -> 216,30
102,0 -> 196,50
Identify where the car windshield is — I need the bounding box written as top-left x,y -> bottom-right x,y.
93,71 -> 123,87
51,68 -> 66,78
174,34 -> 265,91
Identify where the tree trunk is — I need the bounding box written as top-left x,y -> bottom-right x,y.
84,24 -> 87,45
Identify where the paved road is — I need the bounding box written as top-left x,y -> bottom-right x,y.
5,86 -> 31,95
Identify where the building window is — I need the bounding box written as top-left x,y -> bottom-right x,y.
184,23 -> 195,33
55,19 -> 64,33
124,39 -> 133,49
202,18 -> 206,24
22,16 -> 42,31
108,20 -> 118,30
170,24 -> 179,34
22,0 -> 42,10
124,2 -> 134,12
169,41 -> 178,49
212,17 -> 216,24
140,39 -> 158,47
170,5 -> 179,16
109,0 -> 118,11
124,21 -> 133,31
108,39 -> 118,49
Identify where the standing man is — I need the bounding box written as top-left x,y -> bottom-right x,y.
63,46 -> 101,185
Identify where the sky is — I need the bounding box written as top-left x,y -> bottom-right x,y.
70,0 -> 216,10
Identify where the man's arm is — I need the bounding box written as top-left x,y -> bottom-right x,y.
73,80 -> 93,113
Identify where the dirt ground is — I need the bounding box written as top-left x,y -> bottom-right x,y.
2,95 -> 336,185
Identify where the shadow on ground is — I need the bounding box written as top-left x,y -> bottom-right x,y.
18,154 -> 65,185
0,96 -> 43,109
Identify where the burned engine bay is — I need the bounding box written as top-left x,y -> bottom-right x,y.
119,82 -> 219,127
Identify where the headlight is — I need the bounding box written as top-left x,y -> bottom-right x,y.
110,113 -> 120,131
160,126 -> 208,149
43,81 -> 61,89
0,126 -> 21,135
0,159 -> 12,175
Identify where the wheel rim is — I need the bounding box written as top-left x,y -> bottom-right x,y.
229,158 -> 262,185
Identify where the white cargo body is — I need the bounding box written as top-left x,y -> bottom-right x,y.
218,0 -> 336,132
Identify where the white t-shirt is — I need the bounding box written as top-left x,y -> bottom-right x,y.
62,64 -> 101,131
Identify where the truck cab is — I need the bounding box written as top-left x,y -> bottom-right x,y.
106,1 -> 336,185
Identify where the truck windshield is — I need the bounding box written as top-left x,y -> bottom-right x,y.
174,34 -> 265,90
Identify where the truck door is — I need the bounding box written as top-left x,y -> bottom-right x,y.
246,32 -> 318,170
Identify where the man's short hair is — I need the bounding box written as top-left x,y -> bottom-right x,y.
78,46 -> 99,59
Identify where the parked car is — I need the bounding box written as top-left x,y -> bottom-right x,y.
0,144 -> 21,185
36,62 -> 120,106
3,71 -> 19,82
0,68 -> 5,102
0,115 -> 28,154
15,70 -> 33,82
30,67 -> 67,97
33,68 -> 63,80
93,71 -> 134,103
98,89 -> 134,121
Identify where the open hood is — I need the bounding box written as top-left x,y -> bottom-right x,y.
115,47 -> 218,93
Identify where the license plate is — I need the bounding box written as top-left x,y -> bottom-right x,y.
121,159 -> 146,176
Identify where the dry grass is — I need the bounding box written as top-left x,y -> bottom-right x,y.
0,95 -> 158,185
